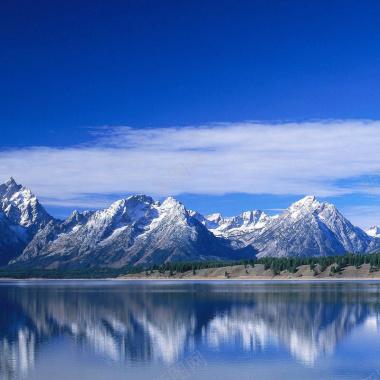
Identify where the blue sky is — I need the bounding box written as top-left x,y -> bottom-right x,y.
1,0 -> 380,228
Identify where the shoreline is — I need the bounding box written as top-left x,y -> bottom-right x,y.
2,276 -> 380,282
2,263 -> 380,282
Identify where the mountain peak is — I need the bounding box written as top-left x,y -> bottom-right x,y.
126,194 -> 154,205
5,177 -> 17,186
289,195 -> 321,210
206,213 -> 224,222
68,210 -> 80,218
241,209 -> 266,220
0,177 -> 22,200
162,196 -> 181,206
286,196 -> 323,220
108,194 -> 154,212
297,195 -> 317,204
366,226 -> 380,238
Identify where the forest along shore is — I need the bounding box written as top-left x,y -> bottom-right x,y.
120,263 -> 380,280
3,255 -> 380,280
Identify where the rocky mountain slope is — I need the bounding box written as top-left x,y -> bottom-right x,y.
193,196 -> 374,258
0,178 -> 54,265
1,178 -> 380,267
366,226 -> 380,238
252,196 -> 372,258
13,195 -> 251,268
190,209 -> 273,248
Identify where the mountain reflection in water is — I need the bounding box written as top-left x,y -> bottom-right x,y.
0,281 -> 380,380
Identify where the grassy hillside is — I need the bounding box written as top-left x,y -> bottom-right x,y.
1,253 -> 380,279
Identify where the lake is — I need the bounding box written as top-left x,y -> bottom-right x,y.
0,280 -> 379,380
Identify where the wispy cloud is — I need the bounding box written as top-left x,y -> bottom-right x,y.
1,120 -> 380,208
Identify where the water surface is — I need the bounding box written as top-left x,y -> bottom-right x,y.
1,280 -> 380,379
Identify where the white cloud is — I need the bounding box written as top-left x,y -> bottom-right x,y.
1,120 -> 380,209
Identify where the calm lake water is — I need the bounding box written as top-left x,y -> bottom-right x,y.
1,280 -> 380,380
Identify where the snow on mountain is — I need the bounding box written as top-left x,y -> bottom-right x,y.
188,210 -> 221,229
205,213 -> 226,228
365,225 -> 380,253
191,195 -> 374,258
14,195 -> 249,268
210,210 -> 271,236
0,177 -> 52,229
3,176 -> 380,267
190,209 -> 272,248
252,196 -> 372,258
366,226 -> 380,238
0,178 -> 54,265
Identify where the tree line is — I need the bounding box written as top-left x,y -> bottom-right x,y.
1,252 -> 380,278
141,253 -> 380,276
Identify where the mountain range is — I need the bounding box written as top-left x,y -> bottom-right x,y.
1,178 -> 380,268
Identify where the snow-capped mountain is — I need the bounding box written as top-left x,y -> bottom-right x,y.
190,209 -> 272,248
188,210 -> 220,230
364,226 -> 380,253
366,226 -> 380,238
191,196 -> 373,257
252,196 -> 372,258
3,177 -> 380,267
14,195 -> 248,268
0,177 -> 53,231
0,178 -> 54,265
